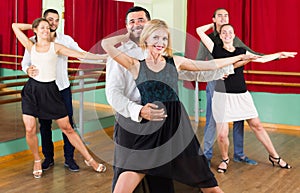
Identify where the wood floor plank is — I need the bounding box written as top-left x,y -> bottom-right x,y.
1,124 -> 300,193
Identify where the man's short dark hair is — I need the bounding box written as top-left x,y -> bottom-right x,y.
213,8 -> 227,18
43,9 -> 59,18
125,6 -> 151,24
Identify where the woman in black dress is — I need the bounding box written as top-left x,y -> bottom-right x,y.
102,19 -> 257,193
196,23 -> 296,173
12,18 -> 107,178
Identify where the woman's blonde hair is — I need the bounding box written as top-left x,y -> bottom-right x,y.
139,19 -> 173,57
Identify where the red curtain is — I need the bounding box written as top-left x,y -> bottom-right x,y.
246,0 -> 300,93
185,0 -> 300,94
64,0 -> 133,55
0,0 -> 42,70
64,0 -> 133,72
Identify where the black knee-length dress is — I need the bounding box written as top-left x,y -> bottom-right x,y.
113,56 -> 217,191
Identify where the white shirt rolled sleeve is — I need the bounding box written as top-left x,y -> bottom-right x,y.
105,41 -> 146,122
178,64 -> 234,82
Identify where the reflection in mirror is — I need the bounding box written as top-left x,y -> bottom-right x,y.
0,101 -> 25,142
0,55 -> 113,143
0,56 -> 28,142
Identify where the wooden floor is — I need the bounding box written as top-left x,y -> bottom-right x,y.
0,101 -> 114,142
1,123 -> 300,193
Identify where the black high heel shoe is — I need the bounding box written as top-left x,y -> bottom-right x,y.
269,155 -> 291,169
217,158 -> 229,173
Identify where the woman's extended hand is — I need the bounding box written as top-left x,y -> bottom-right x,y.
279,52 -> 297,59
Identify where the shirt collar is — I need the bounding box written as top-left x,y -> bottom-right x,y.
53,32 -> 62,41
122,40 -> 139,50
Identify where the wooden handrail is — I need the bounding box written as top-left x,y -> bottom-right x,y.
0,82 -> 27,89
0,90 -> 21,96
244,70 -> 300,76
68,68 -> 105,73
0,61 -> 21,65
245,81 -> 300,87
0,98 -> 21,105
69,73 -> 105,81
0,54 -> 23,58
72,85 -> 105,93
0,75 -> 28,81
0,86 -> 106,104
71,80 -> 100,87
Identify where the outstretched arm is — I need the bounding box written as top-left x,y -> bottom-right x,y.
174,54 -> 249,71
233,60 -> 252,68
62,35 -> 105,64
249,51 -> 297,63
12,23 -> 33,51
55,43 -> 107,61
196,23 -> 215,53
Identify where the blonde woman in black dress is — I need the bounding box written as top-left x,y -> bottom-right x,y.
102,19 -> 258,193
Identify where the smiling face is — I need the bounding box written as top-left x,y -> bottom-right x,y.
140,19 -> 172,56
219,24 -> 235,44
126,11 -> 149,41
44,12 -> 59,32
145,29 -> 169,55
32,19 -> 50,40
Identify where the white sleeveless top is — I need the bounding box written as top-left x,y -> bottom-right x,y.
31,42 -> 58,82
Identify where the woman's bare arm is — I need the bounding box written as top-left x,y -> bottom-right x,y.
174,54 -> 246,71
249,51 -> 297,63
101,33 -> 138,70
11,23 -> 33,51
55,43 -> 108,60
196,23 -> 215,53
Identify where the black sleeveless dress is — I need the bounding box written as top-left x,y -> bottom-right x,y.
113,57 -> 217,191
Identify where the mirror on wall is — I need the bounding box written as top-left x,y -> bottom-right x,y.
0,81 -> 25,142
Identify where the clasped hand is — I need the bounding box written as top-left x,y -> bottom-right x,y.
140,103 -> 167,121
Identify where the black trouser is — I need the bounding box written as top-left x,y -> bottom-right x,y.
39,87 -> 75,161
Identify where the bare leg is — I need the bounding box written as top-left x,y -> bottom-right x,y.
247,117 -> 290,167
247,118 -> 278,156
216,122 -> 230,172
23,114 -> 42,176
56,116 -> 105,171
113,172 -> 145,193
201,186 -> 224,193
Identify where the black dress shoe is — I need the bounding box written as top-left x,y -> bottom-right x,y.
42,159 -> 54,170
64,159 -> 80,172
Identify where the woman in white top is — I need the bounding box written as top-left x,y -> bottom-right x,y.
12,18 -> 107,178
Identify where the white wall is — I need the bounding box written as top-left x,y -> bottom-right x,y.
135,0 -> 187,54
43,0 -> 65,34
